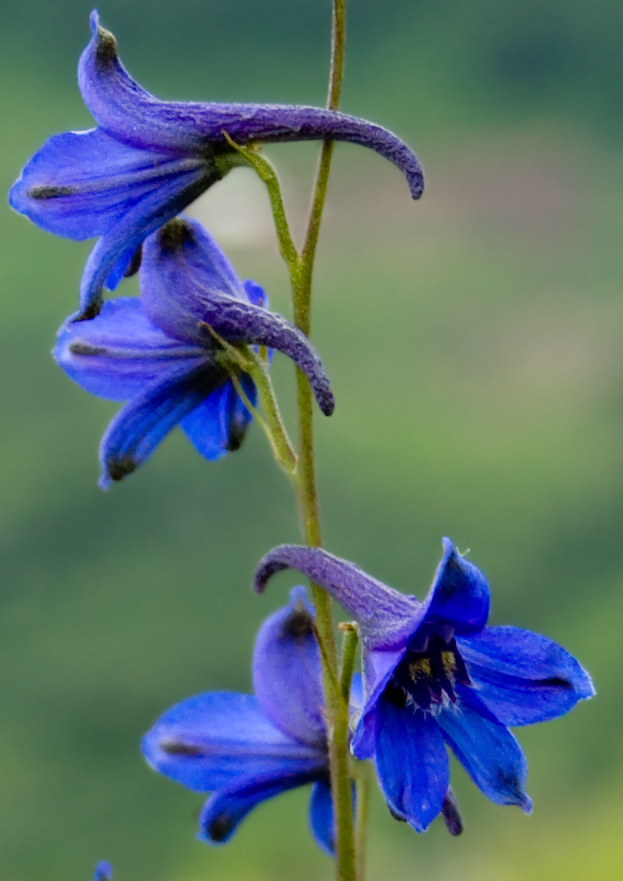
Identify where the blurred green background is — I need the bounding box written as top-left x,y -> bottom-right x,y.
0,1 -> 621,879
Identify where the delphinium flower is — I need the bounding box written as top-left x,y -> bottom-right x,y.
253,538 -> 595,833
94,862 -> 112,881
54,216 -> 334,487
142,586 -> 353,855
9,11 -> 424,317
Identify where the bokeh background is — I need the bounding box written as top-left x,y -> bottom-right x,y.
1,1 -> 621,878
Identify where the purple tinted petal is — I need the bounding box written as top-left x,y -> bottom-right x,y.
253,546 -> 421,649
54,298 -> 205,401
141,219 -> 335,415
94,863 -> 112,881
98,361 -> 224,488
309,779 -> 335,857
180,375 -> 255,461
420,538 -> 490,637
9,127 -> 205,242
253,586 -> 326,748
78,170 -> 212,316
142,692 -> 324,793
199,768 -> 322,844
81,14 -> 423,197
140,218 -> 248,342
374,700 -> 449,832
351,646 -> 408,759
458,626 -> 595,726
437,686 -> 532,812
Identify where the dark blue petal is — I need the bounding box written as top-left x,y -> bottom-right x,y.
242,279 -> 267,307
420,537 -> 490,637
140,218 -> 250,342
180,375 -> 255,460
198,768 -> 322,845
94,862 -> 112,881
374,699 -> 449,832
253,585 -> 326,748
437,686 -> 532,812
351,647 -> 408,759
9,127 -> 206,242
78,170 -> 211,316
253,545 -> 421,650
458,626 -> 595,726
309,778 -> 335,857
140,218 -> 335,416
81,13 -> 423,197
142,692 -> 325,793
54,298 -> 205,401
98,361 -> 225,487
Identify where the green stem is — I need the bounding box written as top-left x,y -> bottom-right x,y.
339,623 -> 359,703
235,349 -> 298,478
207,326 -> 298,477
220,134 -> 299,274
291,2 -> 354,879
353,761 -> 373,881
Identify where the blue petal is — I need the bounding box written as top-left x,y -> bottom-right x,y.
78,170 -> 211,316
94,863 -> 112,881
253,586 -> 326,748
374,698 -> 449,832
81,13 -> 423,197
98,361 -> 225,487
458,626 -> 595,726
9,127 -> 206,242
253,545 -> 421,650
349,672 -> 364,721
140,217 -> 249,343
309,778 -> 335,857
54,298 -> 205,401
142,692 -> 325,794
180,375 -> 255,461
242,279 -> 267,307
420,537 -> 490,637
140,218 -> 335,415
198,768 -> 322,845
437,686 -> 532,812
351,646 -> 407,759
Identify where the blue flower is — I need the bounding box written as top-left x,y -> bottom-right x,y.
94,863 -> 112,881
54,216 -> 334,487
142,586 -> 351,855
9,11 -> 424,317
253,538 -> 595,833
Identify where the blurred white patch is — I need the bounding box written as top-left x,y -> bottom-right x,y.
187,167 -> 277,250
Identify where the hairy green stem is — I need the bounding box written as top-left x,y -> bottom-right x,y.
339,623 -> 359,703
353,760 -> 373,881
233,0 -> 355,874
292,2 -> 355,879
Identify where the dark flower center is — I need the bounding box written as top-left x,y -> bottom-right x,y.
383,634 -> 471,711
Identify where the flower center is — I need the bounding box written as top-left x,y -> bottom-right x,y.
383,634 -> 471,711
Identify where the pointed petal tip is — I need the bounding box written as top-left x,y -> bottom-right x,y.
89,10 -> 100,33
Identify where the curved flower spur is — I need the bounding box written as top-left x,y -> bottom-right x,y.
253,538 -> 595,834
9,10 -> 424,317
142,586 -> 356,855
54,216 -> 333,487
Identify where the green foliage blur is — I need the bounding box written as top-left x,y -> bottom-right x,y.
1,1 -> 621,879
